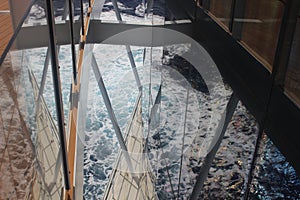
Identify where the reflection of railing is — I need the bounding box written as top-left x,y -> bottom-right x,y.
103,91 -> 158,200
28,69 -> 64,199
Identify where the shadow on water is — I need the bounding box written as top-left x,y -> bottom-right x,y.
163,50 -> 209,94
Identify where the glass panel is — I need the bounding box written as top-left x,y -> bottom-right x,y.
240,0 -> 284,69
0,44 -> 38,200
285,14 -> 300,106
77,28 -> 230,199
0,14 -> 65,199
209,0 -> 233,29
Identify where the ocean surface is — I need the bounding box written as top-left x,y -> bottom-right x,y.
19,0 -> 300,199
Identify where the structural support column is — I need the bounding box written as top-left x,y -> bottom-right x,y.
68,0 -> 78,84
231,0 -> 246,40
45,0 -> 70,190
272,0 -> 300,86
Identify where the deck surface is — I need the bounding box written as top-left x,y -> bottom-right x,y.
0,0 -> 13,56
0,55 -> 35,199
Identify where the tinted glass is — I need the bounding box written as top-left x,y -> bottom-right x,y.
240,0 -> 284,69
209,0 -> 233,29
285,14 -> 300,106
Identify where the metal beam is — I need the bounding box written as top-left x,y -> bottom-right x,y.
67,0 -> 78,84
14,22 -> 194,49
45,0 -> 70,190
112,0 -> 122,21
88,22 -> 194,46
15,21 -> 81,50
80,0 -> 85,35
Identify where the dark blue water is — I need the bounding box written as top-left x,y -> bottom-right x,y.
249,135 -> 300,199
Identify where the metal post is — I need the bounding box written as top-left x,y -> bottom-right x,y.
68,0 -> 78,84
112,0 -> 122,21
272,0 -> 300,86
228,0 -> 236,33
80,0 -> 85,35
189,93 -> 239,199
45,0 -> 70,190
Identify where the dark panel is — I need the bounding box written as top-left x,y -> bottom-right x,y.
191,10 -> 272,123
172,0 -> 300,174
240,0 -> 284,68
265,87 -> 300,176
284,11 -> 300,106
16,22 -> 81,49
87,21 -> 195,46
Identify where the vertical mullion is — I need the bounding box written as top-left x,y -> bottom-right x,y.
228,0 -> 236,33
272,0 -> 300,87
68,0 -> 78,84
231,0 -> 246,40
80,0 -> 85,35
45,0 -> 70,190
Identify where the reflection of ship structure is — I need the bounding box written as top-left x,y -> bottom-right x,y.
103,93 -> 157,200
0,0 -> 244,199
1,0 -> 300,199
29,70 -> 63,199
